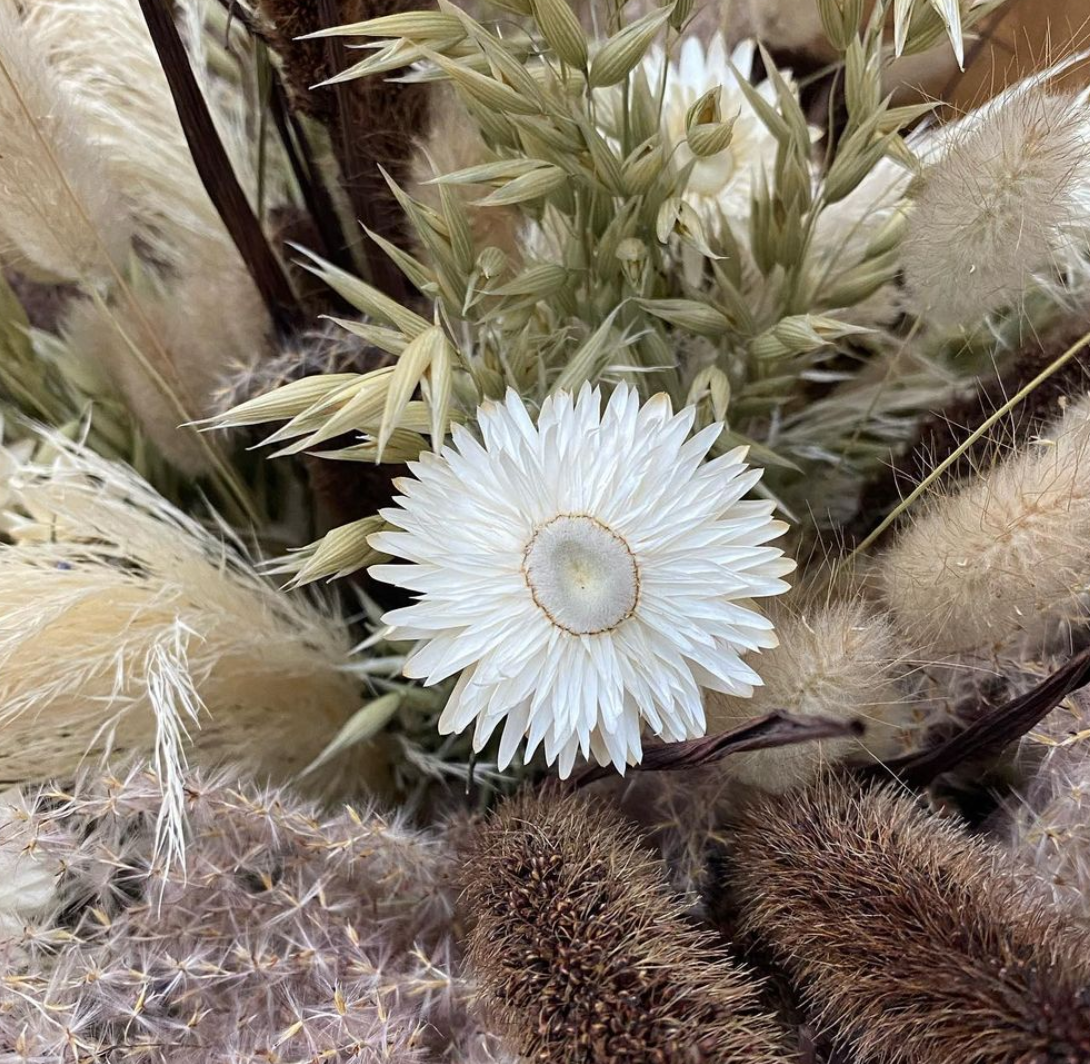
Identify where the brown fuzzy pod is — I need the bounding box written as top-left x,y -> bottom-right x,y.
717,774 -> 1090,1064
461,790 -> 793,1064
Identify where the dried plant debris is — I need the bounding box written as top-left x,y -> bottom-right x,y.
461,789 -> 793,1063
0,765 -> 510,1063
717,774 -> 1090,1064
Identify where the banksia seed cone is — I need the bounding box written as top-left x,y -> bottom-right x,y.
461,790 -> 792,1064
719,774 -> 1090,1064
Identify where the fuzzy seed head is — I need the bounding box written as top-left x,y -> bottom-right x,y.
904,90 -> 1090,327
461,790 -> 792,1064
720,775 -> 1090,1064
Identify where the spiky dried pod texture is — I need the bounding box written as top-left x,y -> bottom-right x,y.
903,89 -> 1090,327
878,396 -> 1090,657
0,431 -> 386,801
997,689 -> 1090,917
0,5 -> 133,281
851,315 -> 1090,545
462,790 -> 792,1064
63,250 -> 270,474
0,765 -> 512,1062
704,600 -> 912,792
720,774 -> 1090,1064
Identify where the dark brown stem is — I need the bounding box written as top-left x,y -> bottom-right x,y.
138,0 -> 300,334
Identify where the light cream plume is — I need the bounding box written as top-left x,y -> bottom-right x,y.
903,89 -> 1090,327
0,4 -> 133,281
878,396 -> 1090,657
704,598 -> 911,792
0,429 -> 387,810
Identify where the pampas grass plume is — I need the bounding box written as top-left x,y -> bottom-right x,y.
903,89 -> 1090,326
719,774 -> 1090,1064
462,790 -> 792,1064
0,4 -> 133,281
0,431 -> 385,807
0,765 -> 506,1061
704,600 -> 911,791
878,396 -> 1090,656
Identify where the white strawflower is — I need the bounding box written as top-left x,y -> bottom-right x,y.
650,36 -> 783,231
370,384 -> 794,778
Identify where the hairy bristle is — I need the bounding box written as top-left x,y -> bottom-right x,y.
877,396 -> 1090,656
904,90 -> 1090,326
705,600 -> 912,791
461,790 -> 792,1064
0,5 -> 133,281
851,315 -> 1090,545
718,774 -> 1090,1064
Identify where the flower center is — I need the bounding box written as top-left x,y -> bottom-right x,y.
522,515 -> 639,635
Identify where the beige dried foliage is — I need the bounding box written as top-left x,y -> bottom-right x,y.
878,396 -> 1090,657
904,89 -> 1090,327
408,86 -> 524,262
0,432 -> 386,803
62,249 -> 270,474
0,4 -> 133,281
705,598 -> 911,791
722,775 -> 1090,1064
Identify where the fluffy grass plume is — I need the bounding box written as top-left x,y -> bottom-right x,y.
0,4 -> 132,281
997,689 -> 1090,916
461,789 -> 791,1064
0,430 -> 385,809
0,765 -> 509,1062
719,774 -> 1090,1064
878,396 -> 1090,657
904,89 -> 1090,327
704,600 -> 910,791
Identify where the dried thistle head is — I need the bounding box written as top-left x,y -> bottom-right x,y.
877,396 -> 1090,658
461,789 -> 792,1064
0,765 -> 507,1062
717,773 -> 1090,1064
904,89 -> 1090,327
705,598 -> 913,791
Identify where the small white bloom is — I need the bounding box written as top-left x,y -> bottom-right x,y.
649,36 -> 782,232
0,787 -> 56,953
370,384 -> 794,778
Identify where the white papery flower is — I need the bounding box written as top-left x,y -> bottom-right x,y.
370,384 -> 794,778
649,36 -> 782,231
0,787 -> 56,959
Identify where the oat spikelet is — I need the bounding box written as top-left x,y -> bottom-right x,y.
0,431 -> 386,801
721,774 -> 1090,1064
705,600 -> 911,791
878,396 -> 1090,656
461,790 -> 792,1064
903,90 -> 1090,327
0,4 -> 133,281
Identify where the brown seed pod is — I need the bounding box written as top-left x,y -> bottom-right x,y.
460,789 -> 794,1064
716,774 -> 1090,1064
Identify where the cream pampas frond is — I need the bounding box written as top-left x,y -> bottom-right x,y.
63,250 -> 270,474
878,396 -> 1090,657
0,431 -> 386,825
0,4 -> 133,281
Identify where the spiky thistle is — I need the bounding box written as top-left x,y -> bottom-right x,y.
461,789 -> 793,1064
717,773 -> 1090,1064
